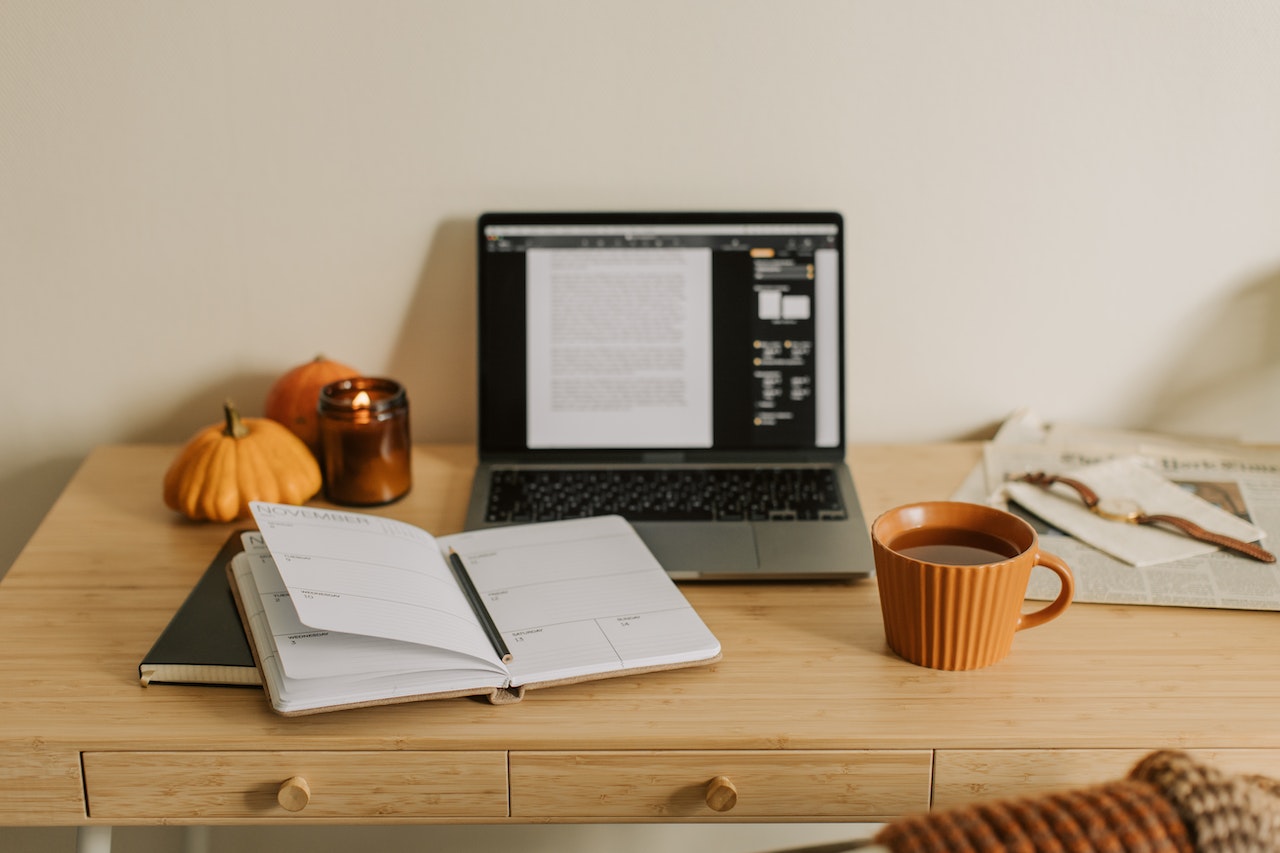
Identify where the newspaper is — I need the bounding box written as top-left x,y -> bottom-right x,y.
957,409 -> 1280,611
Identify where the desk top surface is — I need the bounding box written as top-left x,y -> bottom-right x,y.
2,442 -> 1277,754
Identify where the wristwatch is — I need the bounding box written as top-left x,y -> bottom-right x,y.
1015,472 -> 1276,563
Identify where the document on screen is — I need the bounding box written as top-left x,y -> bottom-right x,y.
525,248 -> 713,449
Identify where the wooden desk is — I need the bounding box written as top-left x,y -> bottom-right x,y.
2,443 -> 1278,829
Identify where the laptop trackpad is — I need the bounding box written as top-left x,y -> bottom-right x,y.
631,522 -> 758,579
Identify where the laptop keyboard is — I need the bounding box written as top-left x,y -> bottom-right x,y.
484,468 -> 848,524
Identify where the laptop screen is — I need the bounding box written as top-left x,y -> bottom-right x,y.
477,212 -> 845,460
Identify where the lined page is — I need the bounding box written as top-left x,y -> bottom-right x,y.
249,502 -> 498,665
229,548 -> 507,715
441,515 -> 721,686
244,549 -> 506,680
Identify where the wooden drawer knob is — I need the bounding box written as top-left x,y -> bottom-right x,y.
277,775 -> 311,812
705,775 -> 738,812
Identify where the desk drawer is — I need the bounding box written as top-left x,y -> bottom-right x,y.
510,750 -> 932,820
934,748 -> 1280,810
83,751 -> 508,819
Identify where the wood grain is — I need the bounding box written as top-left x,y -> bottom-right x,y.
933,748 -> 1280,809
509,751 -> 931,820
82,751 -> 508,819
2,442 -> 1278,825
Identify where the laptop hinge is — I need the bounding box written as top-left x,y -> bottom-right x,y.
641,451 -> 686,464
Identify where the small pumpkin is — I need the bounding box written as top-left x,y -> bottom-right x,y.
164,400 -> 322,522
264,355 -> 360,455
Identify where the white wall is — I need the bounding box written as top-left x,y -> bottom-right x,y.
2,1 -> 1279,848
6,0 -> 1280,572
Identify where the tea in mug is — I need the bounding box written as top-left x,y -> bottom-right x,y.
890,527 -> 1021,566
873,501 -> 1074,669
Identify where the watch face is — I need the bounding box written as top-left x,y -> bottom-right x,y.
1095,497 -> 1143,523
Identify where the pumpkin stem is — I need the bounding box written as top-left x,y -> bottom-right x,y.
222,399 -> 251,439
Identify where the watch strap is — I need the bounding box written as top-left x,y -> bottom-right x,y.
1017,472 -> 1099,508
1017,471 -> 1276,564
1138,514 -> 1276,563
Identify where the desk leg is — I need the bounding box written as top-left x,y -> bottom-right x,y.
183,826 -> 211,853
75,826 -> 111,853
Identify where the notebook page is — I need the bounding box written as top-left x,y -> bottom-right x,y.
249,502 -> 498,665
440,515 -> 721,685
228,550 -> 507,714
243,549 -> 507,680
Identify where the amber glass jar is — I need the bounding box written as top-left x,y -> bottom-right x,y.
317,377 -> 411,505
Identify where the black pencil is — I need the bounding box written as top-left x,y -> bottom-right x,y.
447,548 -> 513,664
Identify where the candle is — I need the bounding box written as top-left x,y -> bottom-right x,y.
317,377 -> 412,506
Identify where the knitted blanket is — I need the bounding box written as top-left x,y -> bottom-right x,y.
874,750 -> 1280,852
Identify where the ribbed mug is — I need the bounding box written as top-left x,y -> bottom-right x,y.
872,501 -> 1074,670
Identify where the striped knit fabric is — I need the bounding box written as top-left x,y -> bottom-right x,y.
1130,750 -> 1280,852
873,751 -> 1280,853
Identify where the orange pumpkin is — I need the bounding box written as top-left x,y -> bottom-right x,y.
163,400 -> 322,522
264,355 -> 359,455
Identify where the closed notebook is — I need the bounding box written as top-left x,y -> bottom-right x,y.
139,530 -> 264,687
228,502 -> 722,715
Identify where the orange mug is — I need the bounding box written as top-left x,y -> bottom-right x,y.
872,501 -> 1074,670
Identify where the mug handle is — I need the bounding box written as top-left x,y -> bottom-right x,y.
1015,549 -> 1074,632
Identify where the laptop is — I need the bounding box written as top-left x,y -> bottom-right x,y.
463,211 -> 874,580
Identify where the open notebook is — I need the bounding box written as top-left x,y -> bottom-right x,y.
227,503 -> 721,715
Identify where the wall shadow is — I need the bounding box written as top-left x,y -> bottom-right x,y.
1137,266 -> 1280,439
0,455 -> 83,577
7,214 -> 482,572
126,371 -> 281,443
1,373 -> 283,577
386,217 -> 478,444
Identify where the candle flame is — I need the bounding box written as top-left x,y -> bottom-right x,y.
353,390 -> 371,408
